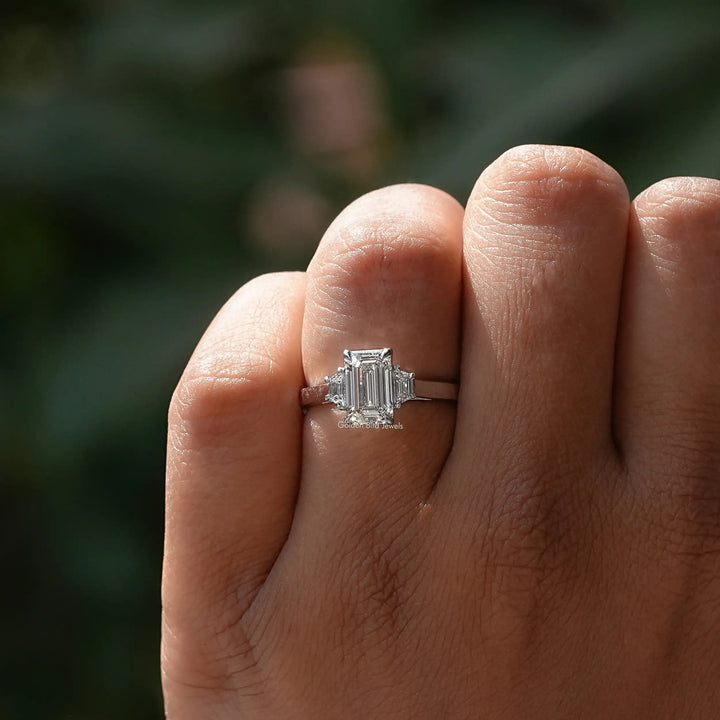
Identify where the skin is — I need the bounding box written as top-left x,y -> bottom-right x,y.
162,145 -> 720,719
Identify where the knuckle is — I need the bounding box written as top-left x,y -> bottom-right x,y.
333,512 -> 420,651
169,272 -> 302,440
633,177 -> 720,251
471,450 -> 595,608
326,227 -> 448,294
487,477 -> 575,574
640,469 -> 720,563
162,602 -> 259,698
328,183 -> 462,238
171,353 -> 274,429
169,343 -> 284,456
471,143 -> 628,227
311,184 -> 461,295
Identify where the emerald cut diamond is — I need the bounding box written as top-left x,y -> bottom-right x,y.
325,348 -> 416,427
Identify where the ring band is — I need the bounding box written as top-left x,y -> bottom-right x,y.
301,380 -> 458,407
301,348 -> 458,428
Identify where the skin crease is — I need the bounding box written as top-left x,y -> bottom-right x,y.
162,145 -> 720,719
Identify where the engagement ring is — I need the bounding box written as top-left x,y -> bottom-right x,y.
301,348 -> 458,428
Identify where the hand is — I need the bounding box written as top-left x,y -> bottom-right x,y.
162,145 -> 720,719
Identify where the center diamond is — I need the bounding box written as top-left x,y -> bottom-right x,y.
325,348 -> 416,427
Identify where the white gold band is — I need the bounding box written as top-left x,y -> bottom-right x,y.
301,379 -> 458,407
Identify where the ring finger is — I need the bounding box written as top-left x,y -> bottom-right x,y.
299,184 -> 464,529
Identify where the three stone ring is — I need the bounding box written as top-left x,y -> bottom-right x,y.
301,348 -> 458,428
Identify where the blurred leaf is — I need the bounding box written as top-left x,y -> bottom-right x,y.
82,4 -> 266,81
0,97 -> 282,198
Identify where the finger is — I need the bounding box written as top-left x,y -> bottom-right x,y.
162,272 -> 305,703
300,184 -> 464,520
445,144 -> 629,502
614,177 -> 720,479
612,179 -> 720,696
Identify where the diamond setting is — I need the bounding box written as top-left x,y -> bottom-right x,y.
325,348 -> 416,427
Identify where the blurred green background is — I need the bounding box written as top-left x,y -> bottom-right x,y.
1,0 -> 719,717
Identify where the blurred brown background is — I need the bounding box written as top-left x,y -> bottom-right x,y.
1,0 -> 719,717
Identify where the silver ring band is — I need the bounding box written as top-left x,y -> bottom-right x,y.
301,379 -> 458,407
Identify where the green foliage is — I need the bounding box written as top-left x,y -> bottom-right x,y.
1,0 -> 719,716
